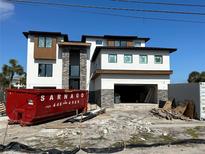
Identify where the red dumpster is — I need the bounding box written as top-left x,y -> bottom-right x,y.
6,89 -> 88,125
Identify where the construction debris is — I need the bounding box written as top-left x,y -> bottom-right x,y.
64,108 -> 106,123
151,100 -> 195,120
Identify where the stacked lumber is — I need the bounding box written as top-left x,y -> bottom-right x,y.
0,101 -> 6,116
150,100 -> 195,120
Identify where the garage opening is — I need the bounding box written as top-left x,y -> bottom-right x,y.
114,84 -> 157,104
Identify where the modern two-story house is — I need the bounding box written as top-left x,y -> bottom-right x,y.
24,31 -> 176,107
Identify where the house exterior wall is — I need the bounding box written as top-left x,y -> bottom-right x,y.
84,38 -> 105,91
100,74 -> 170,90
80,49 -> 87,90
25,33 -> 174,108
85,38 -> 146,91
168,83 -> 205,120
100,50 -> 170,70
26,35 -> 63,89
62,50 -> 70,89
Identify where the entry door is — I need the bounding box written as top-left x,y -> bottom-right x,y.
69,79 -> 80,89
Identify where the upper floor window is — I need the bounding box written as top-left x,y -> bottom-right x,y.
38,36 -> 52,48
96,40 -> 103,45
139,55 -> 148,64
155,55 -> 163,64
121,41 -> 127,47
114,40 -> 120,47
108,54 -> 117,63
124,54 -> 133,63
38,64 -> 53,77
134,41 -> 141,47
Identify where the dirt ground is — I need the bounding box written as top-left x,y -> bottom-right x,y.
1,103 -> 205,154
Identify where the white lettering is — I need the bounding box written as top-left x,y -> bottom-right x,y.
64,94 -> 68,99
76,93 -> 79,98
63,101 -> 67,105
41,95 -> 45,102
70,94 -> 74,99
49,95 -> 54,100
81,93 -> 84,98
57,94 -> 61,100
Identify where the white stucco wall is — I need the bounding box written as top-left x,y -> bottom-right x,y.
85,38 -> 106,90
26,35 -> 63,89
100,74 -> 170,90
100,49 -> 170,70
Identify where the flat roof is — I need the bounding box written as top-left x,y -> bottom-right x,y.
81,35 -> 150,42
23,31 -> 69,41
91,46 -> 177,62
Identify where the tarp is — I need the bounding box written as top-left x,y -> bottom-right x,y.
1,139 -> 205,153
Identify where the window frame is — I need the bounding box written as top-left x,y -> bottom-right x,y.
108,54 -> 117,63
154,55 -> 163,64
139,54 -> 148,64
38,64 -> 53,77
38,36 -> 52,48
124,54 -> 133,64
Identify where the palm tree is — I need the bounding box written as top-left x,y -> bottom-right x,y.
187,71 -> 201,83
0,59 -> 24,88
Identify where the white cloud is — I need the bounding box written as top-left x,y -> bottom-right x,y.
0,0 -> 15,20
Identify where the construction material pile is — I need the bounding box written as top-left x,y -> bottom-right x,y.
151,100 -> 195,120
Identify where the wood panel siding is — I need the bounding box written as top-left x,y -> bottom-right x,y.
34,35 -> 57,60
127,41 -> 134,47
108,40 -> 114,46
92,69 -> 173,80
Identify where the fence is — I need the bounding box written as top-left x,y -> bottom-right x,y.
0,90 -> 6,103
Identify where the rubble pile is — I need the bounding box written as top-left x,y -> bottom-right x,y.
151,100 -> 195,120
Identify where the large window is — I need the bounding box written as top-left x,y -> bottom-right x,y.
70,65 -> 80,77
155,55 -> 163,64
124,54 -> 133,63
121,41 -> 127,47
38,64 -> 53,77
96,40 -> 103,45
139,55 -> 148,64
134,41 -> 141,47
38,36 -> 52,48
108,54 -> 117,63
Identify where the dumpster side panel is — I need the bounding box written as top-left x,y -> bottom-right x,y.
34,90 -> 88,120
6,89 -> 88,125
6,90 -> 37,123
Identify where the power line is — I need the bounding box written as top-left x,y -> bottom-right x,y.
9,0 -> 205,16
80,10 -> 205,24
112,0 -> 205,8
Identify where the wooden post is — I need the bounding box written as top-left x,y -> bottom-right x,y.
79,112 -> 83,148
2,121 -> 8,145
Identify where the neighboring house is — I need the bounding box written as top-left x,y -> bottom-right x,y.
24,31 -> 176,107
